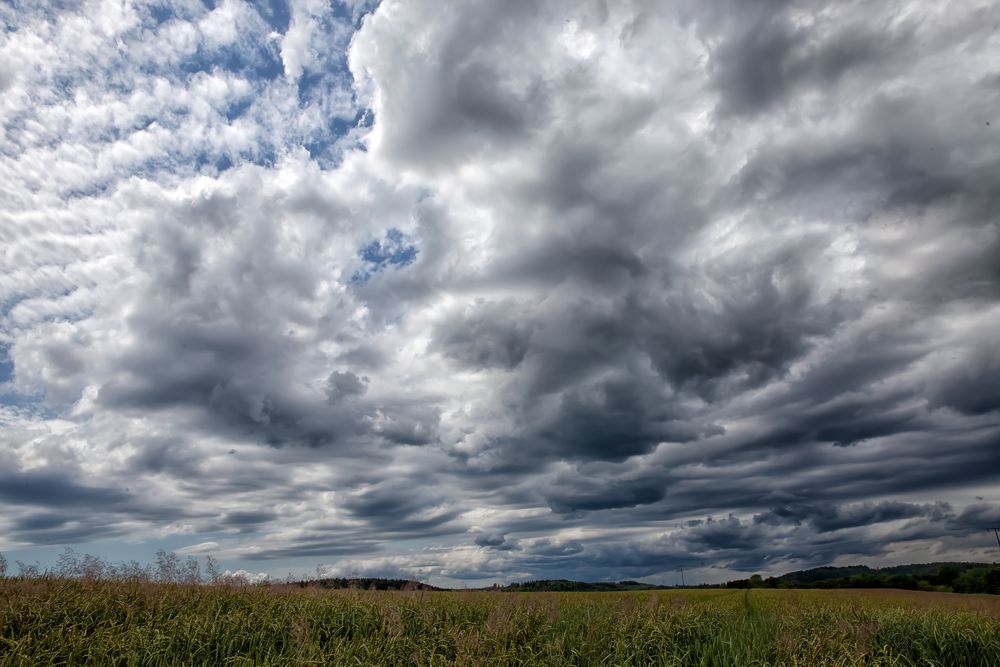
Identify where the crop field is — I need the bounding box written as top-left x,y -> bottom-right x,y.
2,579 -> 999,666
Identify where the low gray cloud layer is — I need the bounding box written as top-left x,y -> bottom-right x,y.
1,0 -> 999,583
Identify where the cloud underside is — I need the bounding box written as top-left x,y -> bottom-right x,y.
1,0 -> 999,580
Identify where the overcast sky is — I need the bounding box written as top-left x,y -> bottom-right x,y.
1,0 -> 999,585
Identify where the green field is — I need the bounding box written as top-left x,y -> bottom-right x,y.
2,579 -> 999,665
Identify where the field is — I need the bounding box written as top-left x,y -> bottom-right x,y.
2,579 -> 1000,666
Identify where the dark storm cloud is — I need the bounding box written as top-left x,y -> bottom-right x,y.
339,484 -> 435,518
126,437 -> 205,479
637,235 -> 849,398
532,374 -> 711,461
9,519 -> 130,546
733,392 -> 927,451
244,539 -> 384,561
4,0 -> 1000,582
474,533 -> 518,551
372,403 -> 442,446
361,0 -> 550,168
330,481 -> 466,541
432,300 -> 536,371
526,538 -> 584,558
222,510 -> 278,527
927,336 -> 1000,416
754,501 -> 954,533
0,465 -> 213,545
487,240 -> 648,292
335,344 -> 387,370
341,0 -> 998,578
698,0 -> 913,117
14,513 -> 70,532
546,474 -> 666,514
953,503 -> 1000,531
0,469 -> 129,509
521,411 -> 1000,528
77,171 -> 441,453
433,234 -> 848,466
515,501 -> 967,579
326,371 -> 367,402
732,93 -> 1000,249
95,313 -> 364,448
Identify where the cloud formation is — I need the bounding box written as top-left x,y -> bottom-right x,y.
1,0 -> 999,583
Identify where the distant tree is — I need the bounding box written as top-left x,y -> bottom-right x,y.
954,567 -> 990,594
80,553 -> 106,581
933,565 -> 960,587
56,548 -> 80,578
117,560 -> 152,582
180,556 -> 202,584
16,561 -> 41,578
0,551 -> 7,577
155,549 -> 180,583
205,556 -> 221,583
986,568 -> 1000,595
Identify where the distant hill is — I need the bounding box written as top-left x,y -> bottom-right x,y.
726,561 -> 1000,594
772,562 -> 988,585
490,579 -> 665,592
298,577 -> 653,593
303,577 -> 441,591
282,562 -> 1000,595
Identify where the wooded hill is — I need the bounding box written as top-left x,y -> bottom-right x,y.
305,577 -> 441,591
724,562 -> 1000,594
488,579 -> 663,592
478,562 -> 1000,594
299,562 -> 1000,594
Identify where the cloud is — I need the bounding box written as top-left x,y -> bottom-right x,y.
546,473 -> 667,514
176,541 -> 221,556
754,501 -> 955,533
1,0 -> 998,584
221,569 -> 271,583
473,532 -> 519,551
0,468 -> 130,509
698,0 -> 916,118
432,300 -> 537,371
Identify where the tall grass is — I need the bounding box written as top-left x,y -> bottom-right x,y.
1,579 -> 998,665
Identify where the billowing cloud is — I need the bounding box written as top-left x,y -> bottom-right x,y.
1,0 -> 999,584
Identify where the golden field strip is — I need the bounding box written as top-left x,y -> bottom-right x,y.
2,579 -> 999,665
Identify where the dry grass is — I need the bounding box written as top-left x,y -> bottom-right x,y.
1,579 -> 998,665
780,587 -> 1000,616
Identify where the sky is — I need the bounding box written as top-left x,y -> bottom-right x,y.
1,0 -> 999,587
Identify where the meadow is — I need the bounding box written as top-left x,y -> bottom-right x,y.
2,578 -> 999,666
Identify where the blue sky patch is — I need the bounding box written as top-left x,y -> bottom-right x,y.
351,228 -> 418,284
148,2 -> 174,25
254,0 -> 292,33
0,344 -> 13,385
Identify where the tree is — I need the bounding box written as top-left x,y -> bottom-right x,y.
986,568 -> 1000,595
155,549 -> 180,583
932,565 -> 960,588
16,561 -> 40,578
180,556 -> 202,584
205,555 -> 221,584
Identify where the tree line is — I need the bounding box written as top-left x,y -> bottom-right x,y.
725,563 -> 1000,594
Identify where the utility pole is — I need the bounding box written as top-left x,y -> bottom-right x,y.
993,527 -> 1000,551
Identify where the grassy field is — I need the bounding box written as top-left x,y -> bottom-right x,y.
2,579 -> 999,666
